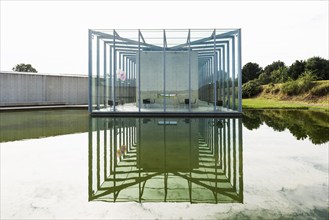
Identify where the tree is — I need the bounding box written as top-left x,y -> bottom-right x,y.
305,56 -> 329,80
257,72 -> 271,85
263,60 -> 286,75
257,60 -> 286,85
242,62 -> 262,84
270,66 -> 289,83
12,63 -> 37,73
287,60 -> 305,80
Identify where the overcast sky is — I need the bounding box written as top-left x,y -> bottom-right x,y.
1,0 -> 328,74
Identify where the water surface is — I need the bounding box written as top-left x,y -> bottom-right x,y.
0,109 -> 328,219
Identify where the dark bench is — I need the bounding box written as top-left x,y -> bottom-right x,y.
184,99 -> 196,105
108,100 -> 119,107
143,98 -> 155,107
216,100 -> 223,106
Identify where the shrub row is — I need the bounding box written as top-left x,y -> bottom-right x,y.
281,72 -> 316,95
310,83 -> 329,96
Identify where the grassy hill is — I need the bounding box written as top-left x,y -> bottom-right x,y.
243,80 -> 329,110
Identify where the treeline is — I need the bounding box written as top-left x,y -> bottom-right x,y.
243,109 -> 329,145
242,56 -> 329,98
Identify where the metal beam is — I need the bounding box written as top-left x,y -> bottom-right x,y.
93,30 -> 162,50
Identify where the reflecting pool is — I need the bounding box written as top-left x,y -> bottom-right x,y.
0,109 -> 328,219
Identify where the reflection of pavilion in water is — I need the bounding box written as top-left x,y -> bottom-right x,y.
89,117 -> 243,203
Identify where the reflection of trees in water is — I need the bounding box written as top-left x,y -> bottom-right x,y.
243,110 -> 329,145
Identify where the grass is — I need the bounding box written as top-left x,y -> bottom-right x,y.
242,98 -> 328,110
242,80 -> 329,111
243,98 -> 308,109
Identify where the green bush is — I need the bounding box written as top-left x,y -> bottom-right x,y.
281,71 -> 316,95
242,80 -> 262,98
281,80 -> 300,95
298,71 -> 317,92
264,83 -> 274,93
310,83 -> 329,96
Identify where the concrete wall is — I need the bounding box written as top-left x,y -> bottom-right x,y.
138,51 -> 198,107
0,72 -> 88,106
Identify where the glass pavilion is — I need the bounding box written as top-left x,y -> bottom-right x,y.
88,29 -> 242,116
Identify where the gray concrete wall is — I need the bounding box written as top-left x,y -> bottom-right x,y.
0,72 -> 88,106
138,51 -> 198,107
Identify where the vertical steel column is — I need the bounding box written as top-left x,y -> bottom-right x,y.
232,36 -> 236,110
121,54 -> 127,103
213,30 -> 217,112
237,29 -> 242,113
124,56 -> 127,104
133,62 -> 136,102
96,36 -> 100,110
119,52 -> 122,104
88,30 -> 92,113
163,29 -> 166,112
222,47 -> 226,106
128,59 -> 131,103
103,42 -> 107,107
227,43 -> 230,109
207,59 -> 210,102
218,50 -> 222,102
188,29 -> 191,111
138,30 -> 141,112
109,46 -> 112,103
113,30 -> 117,112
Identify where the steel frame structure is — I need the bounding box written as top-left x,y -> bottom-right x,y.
88,29 -> 242,116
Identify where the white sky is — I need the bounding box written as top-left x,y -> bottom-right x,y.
1,0 -> 328,74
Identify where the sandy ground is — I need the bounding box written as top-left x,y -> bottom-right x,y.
1,126 -> 328,219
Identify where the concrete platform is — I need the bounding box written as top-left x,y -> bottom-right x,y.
91,102 -> 241,118
0,105 -> 88,111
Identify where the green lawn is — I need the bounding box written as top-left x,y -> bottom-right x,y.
242,98 -> 329,111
